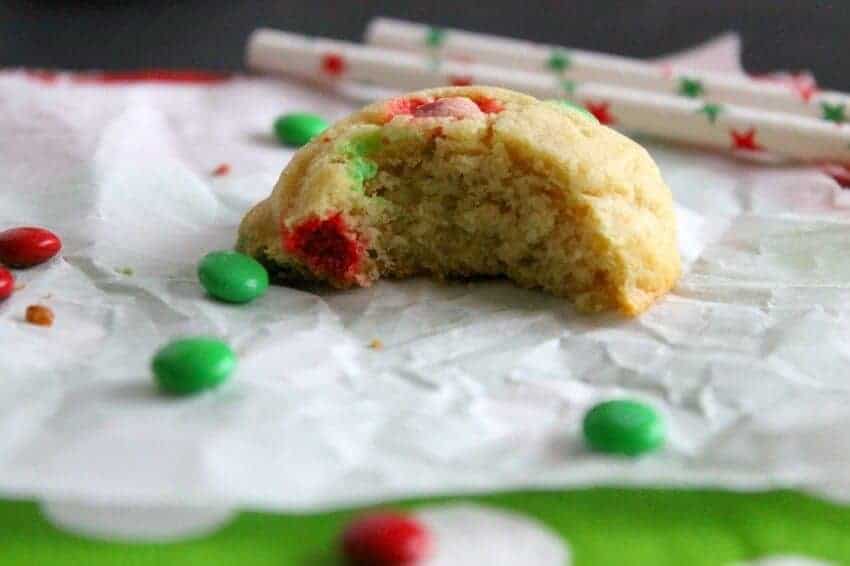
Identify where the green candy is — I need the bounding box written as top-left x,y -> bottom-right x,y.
198,250 -> 269,304
342,131 -> 382,190
547,99 -> 597,122
348,155 -> 378,190
273,113 -> 329,147
152,337 -> 236,395
583,400 -> 664,456
346,131 -> 383,157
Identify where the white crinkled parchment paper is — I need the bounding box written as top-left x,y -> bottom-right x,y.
1,36 -> 850,512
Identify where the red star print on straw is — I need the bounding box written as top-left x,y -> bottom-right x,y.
730,128 -> 763,151
793,79 -> 818,103
750,72 -> 819,103
584,101 -> 615,125
785,72 -> 819,102
449,75 -> 473,86
321,53 -> 346,77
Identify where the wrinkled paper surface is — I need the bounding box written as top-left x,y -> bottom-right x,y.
2,37 -> 850,512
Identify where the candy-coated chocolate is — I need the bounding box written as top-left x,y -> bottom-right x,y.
413,97 -> 483,119
198,251 -> 269,304
548,99 -> 597,121
152,337 -> 236,395
0,267 -> 13,301
0,227 -> 62,268
283,213 -> 363,283
274,113 -> 329,147
583,399 -> 664,456
342,512 -> 432,566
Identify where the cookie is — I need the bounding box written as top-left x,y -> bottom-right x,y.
237,86 -> 680,315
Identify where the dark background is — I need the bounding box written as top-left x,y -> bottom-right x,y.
2,1 -> 848,90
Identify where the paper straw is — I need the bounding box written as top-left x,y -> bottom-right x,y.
365,18 -> 850,125
246,28 -> 850,164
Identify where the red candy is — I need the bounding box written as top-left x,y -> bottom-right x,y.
413,97 -> 483,119
0,227 -> 62,268
283,213 -> 363,282
384,97 -> 429,122
0,267 -> 13,301
474,97 -> 504,114
342,512 -> 432,566
386,95 -> 505,121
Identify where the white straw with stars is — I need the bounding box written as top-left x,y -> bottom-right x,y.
246,28 -> 850,164
366,18 -> 850,125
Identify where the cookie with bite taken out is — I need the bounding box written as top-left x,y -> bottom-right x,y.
237,86 -> 680,315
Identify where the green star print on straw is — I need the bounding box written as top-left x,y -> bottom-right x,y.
678,77 -> 705,98
425,26 -> 445,48
547,50 -> 572,73
821,102 -> 847,124
697,103 -> 723,124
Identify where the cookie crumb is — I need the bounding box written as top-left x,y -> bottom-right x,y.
14,282 -> 26,291
116,266 -> 134,276
212,163 -> 231,176
25,304 -> 54,326
368,339 -> 383,350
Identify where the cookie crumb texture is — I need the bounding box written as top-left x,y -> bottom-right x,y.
238,86 -> 680,316
25,304 -> 54,326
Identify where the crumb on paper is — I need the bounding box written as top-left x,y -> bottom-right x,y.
369,339 -> 383,350
25,304 -> 54,327
115,266 -> 134,276
13,282 -> 26,291
212,163 -> 231,176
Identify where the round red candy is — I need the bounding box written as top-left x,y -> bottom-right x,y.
0,227 -> 62,268
341,512 -> 432,566
0,267 -> 13,301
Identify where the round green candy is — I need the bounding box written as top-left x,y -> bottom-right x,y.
273,113 -> 329,147
198,250 -> 269,304
152,337 -> 236,395
582,399 -> 664,456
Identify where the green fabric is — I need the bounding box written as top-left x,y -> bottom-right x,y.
2,489 -> 849,565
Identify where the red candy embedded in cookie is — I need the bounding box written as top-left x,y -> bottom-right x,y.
0,226 -> 62,268
341,512 -> 432,566
384,97 -> 430,121
474,97 -> 504,114
283,213 -> 364,282
413,96 -> 484,119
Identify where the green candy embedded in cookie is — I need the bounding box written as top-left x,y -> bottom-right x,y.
547,99 -> 597,122
347,131 -> 383,157
343,131 -> 382,190
348,156 -> 378,191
